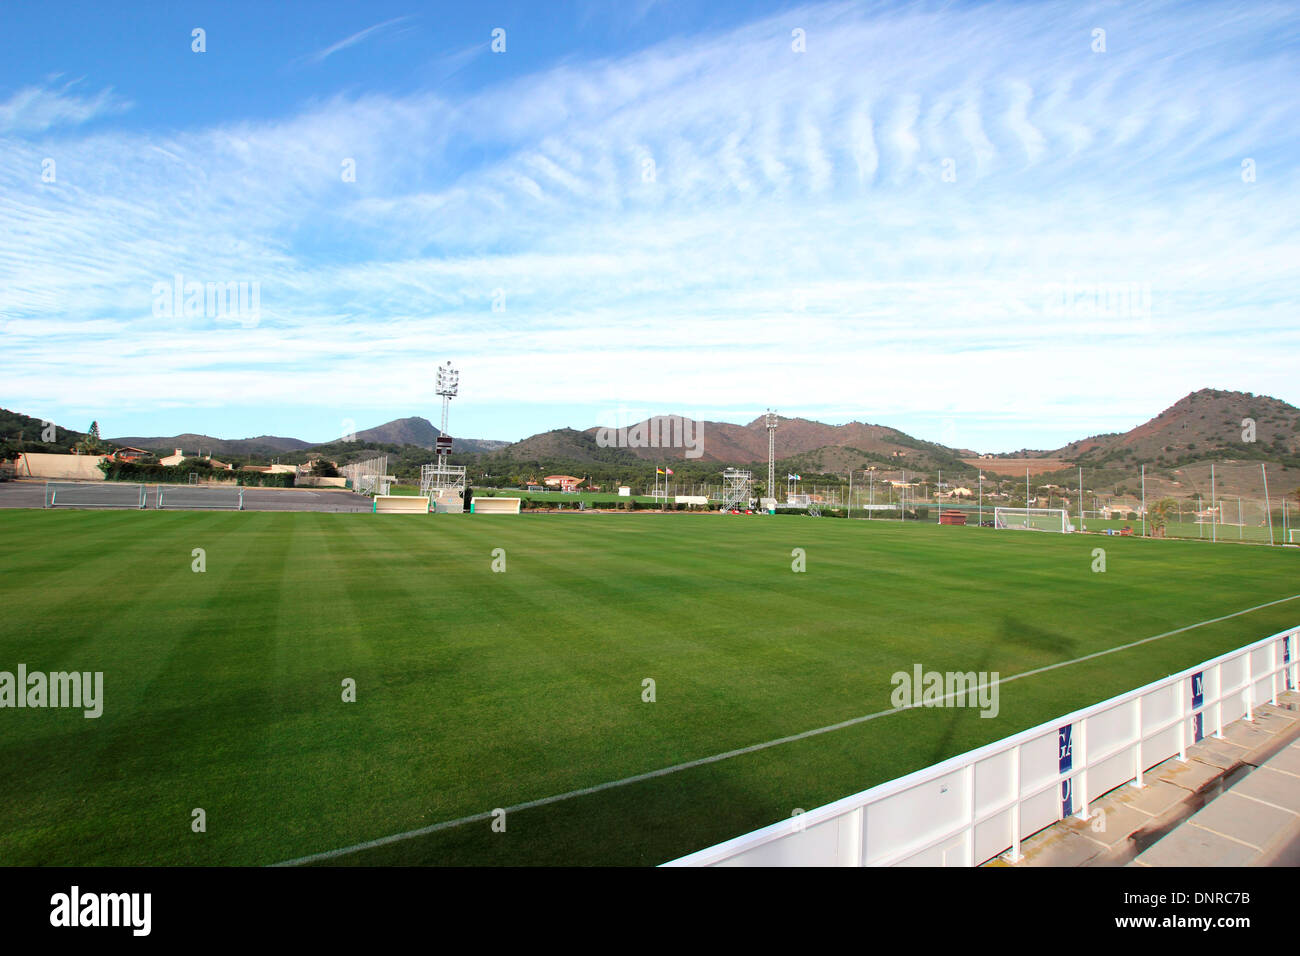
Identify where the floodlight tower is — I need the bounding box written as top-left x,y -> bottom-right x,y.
435,361 -> 459,468
765,409 -> 778,501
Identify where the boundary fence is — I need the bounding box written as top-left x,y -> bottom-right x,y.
664,625 -> 1298,867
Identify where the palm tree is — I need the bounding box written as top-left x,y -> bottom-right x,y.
1149,497 -> 1177,538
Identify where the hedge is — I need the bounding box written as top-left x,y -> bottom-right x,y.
97,460 -> 295,487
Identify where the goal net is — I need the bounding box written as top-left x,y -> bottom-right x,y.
157,484 -> 244,510
45,482 -> 146,509
994,507 -> 1070,533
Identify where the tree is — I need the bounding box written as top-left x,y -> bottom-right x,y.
1149,497 -> 1177,538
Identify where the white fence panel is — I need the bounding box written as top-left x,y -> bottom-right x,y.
665,626 -> 1299,867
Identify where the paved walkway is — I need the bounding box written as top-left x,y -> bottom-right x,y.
990,690 -> 1300,867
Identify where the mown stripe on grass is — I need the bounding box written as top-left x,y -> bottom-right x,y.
273,590 -> 1300,865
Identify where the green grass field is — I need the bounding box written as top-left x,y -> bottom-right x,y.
1,510 -> 1296,866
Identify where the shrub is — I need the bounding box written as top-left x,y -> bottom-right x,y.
97,460 -> 294,487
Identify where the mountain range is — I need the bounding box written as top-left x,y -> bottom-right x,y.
6,389 -> 1297,482
105,418 -> 509,458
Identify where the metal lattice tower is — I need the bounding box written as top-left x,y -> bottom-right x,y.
722,468 -> 753,510
423,361 -> 465,501
765,409 -> 778,500
435,361 -> 459,467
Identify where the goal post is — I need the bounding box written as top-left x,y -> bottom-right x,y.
45,482 -> 146,509
994,507 -> 1070,533
157,484 -> 244,510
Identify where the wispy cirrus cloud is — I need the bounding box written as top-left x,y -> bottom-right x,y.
300,16 -> 415,66
0,81 -> 131,133
2,0 -> 1298,446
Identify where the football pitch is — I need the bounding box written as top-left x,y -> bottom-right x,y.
0,509 -> 1296,866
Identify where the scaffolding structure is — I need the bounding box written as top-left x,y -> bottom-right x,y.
419,461 -> 466,499
721,468 -> 753,510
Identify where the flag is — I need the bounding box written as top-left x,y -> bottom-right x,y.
665,468 -> 674,475
656,468 -> 664,474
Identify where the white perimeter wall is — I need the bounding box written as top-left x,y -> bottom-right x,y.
17,453 -> 108,480
664,626 -> 1299,867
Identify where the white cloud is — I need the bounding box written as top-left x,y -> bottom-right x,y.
0,82 -> 131,133
301,16 -> 414,66
1,0 -> 1298,448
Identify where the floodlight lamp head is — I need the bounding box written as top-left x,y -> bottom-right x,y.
436,361 -> 460,398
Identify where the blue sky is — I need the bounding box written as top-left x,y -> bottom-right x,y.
2,0 -> 1298,452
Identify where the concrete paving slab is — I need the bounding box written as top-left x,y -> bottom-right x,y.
1155,757 -> 1222,793
1255,817 -> 1300,866
1072,801 -> 1153,850
1221,720 -> 1279,751
1137,825 -> 1258,867
1261,742 -> 1300,777
1122,779 -> 1191,817
1189,737 -> 1246,769
1229,766 -> 1300,814
1011,827 -> 1105,867
1254,701 -> 1297,716
1185,791 -> 1294,849
1250,711 -> 1299,736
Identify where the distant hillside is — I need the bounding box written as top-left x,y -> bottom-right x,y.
1050,389 -> 1300,466
493,428 -> 640,465
328,416 -> 509,456
550,414 -> 974,470
0,408 -> 93,456
107,417 -> 509,458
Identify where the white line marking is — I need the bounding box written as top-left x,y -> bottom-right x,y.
273,592 -> 1300,866
1186,820 -> 1261,851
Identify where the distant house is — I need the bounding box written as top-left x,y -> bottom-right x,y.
240,464 -> 271,473
544,475 -> 584,491
160,448 -> 186,467
207,459 -> 234,471
111,447 -> 152,463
